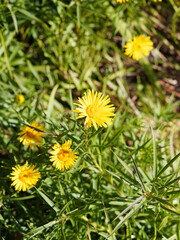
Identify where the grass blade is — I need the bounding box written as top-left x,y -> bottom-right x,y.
103,128 -> 123,148
129,152 -> 145,192
164,176 -> 180,188
106,170 -> 140,190
149,195 -> 174,208
161,204 -> 180,216
171,8 -> 180,44
27,60 -> 41,83
28,220 -> 60,239
157,153 -> 180,178
112,195 -> 145,222
0,30 -> 13,79
110,196 -> 146,236
36,188 -> 59,213
151,127 -> 157,179
7,3 -> 18,33
18,8 -> 42,22
47,84 -> 59,118
111,150 -> 134,177
9,195 -> 35,201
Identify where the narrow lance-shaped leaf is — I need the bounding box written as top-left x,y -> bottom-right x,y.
129,152 -> 145,192
151,127 -> 157,179
164,175 -> 180,188
106,170 -> 140,190
112,195 -> 145,222
110,196 -> 146,236
36,188 -> 59,213
7,3 -> 18,33
149,195 -> 174,208
161,204 -> 180,216
47,84 -> 59,118
28,220 -> 58,238
111,150 -> 134,177
103,202 -> 116,240
157,152 -> 180,178
171,8 -> 180,44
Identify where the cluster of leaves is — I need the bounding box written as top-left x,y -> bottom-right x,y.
0,0 -> 180,239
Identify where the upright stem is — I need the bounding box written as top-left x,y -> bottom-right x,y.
85,127 -> 102,171
85,127 -> 122,196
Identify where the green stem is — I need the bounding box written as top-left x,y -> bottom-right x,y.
85,127 -> 102,171
85,128 -> 123,196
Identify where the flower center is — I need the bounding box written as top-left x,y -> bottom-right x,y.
86,105 -> 96,118
19,171 -> 30,182
57,149 -> 70,161
26,131 -> 35,138
134,44 -> 142,52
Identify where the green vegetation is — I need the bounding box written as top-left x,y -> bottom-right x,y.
0,0 -> 180,239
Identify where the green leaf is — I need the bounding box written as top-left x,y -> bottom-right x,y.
151,127 -> 157,179
106,170 -> 140,190
149,195 -> 174,208
118,169 -> 141,188
36,188 -> 59,213
9,195 -> 35,201
111,150 -> 134,177
18,8 -> 42,22
161,204 -> 180,216
7,3 -> 18,33
27,60 -> 41,83
28,220 -> 59,239
103,203 -> 116,240
46,84 -> 59,118
164,176 -> 180,188
166,190 -> 180,196
158,216 -> 169,231
130,153 -> 145,192
0,30 -> 13,79
112,195 -> 145,222
102,110 -> 127,144
110,197 -> 146,236
171,8 -> 180,44
139,58 -> 163,99
103,127 -> 123,148
157,153 -> 180,177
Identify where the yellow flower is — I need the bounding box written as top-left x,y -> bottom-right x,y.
49,140 -> 78,171
10,162 -> 40,191
124,35 -> 153,61
16,94 -> 25,104
73,90 -> 115,130
117,0 -> 128,3
18,121 -> 45,149
152,0 -> 162,1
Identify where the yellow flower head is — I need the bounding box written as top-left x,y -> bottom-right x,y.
49,140 -> 78,171
117,0 -> 128,3
73,90 -> 115,130
124,35 -> 153,61
18,121 -> 45,149
152,0 -> 162,2
16,94 -> 25,104
10,162 -> 40,191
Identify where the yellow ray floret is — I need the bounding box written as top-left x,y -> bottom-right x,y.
10,162 -> 40,191
117,0 -> 128,3
73,89 -> 115,130
18,121 -> 45,149
49,140 -> 78,171
124,35 -> 153,61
